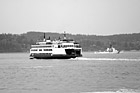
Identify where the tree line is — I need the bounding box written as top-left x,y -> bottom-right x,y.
0,32 -> 140,52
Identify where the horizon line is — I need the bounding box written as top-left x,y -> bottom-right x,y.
0,31 -> 140,36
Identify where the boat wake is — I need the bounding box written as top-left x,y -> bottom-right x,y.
80,88 -> 140,93
70,57 -> 140,62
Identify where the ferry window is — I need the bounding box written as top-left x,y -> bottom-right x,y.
58,45 -> 60,48
74,44 -> 80,48
44,49 -> 48,51
31,49 -> 37,51
70,45 -> 73,47
45,46 -> 52,47
44,49 -> 52,51
32,46 -> 52,48
39,49 -> 42,51
49,49 -> 52,51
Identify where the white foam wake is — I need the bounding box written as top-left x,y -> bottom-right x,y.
70,57 -> 140,62
81,89 -> 139,93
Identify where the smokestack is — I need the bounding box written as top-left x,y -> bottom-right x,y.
64,31 -> 66,39
43,33 -> 46,41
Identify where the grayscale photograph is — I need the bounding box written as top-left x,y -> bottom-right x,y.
0,0 -> 140,93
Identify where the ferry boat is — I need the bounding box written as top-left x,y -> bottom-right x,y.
30,32 -> 82,59
94,44 -> 120,54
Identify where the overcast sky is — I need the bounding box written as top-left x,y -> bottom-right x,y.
0,0 -> 140,35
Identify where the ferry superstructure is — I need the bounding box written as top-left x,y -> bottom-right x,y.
30,32 -> 82,59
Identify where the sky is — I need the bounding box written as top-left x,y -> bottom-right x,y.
0,0 -> 140,35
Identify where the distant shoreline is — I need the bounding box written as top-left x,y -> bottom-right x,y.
1,32 -> 140,52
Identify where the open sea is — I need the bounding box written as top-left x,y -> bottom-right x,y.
0,51 -> 140,93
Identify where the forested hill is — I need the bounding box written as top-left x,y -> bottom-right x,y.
0,31 -> 140,52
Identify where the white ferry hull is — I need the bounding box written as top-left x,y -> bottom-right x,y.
30,48 -> 82,59
30,53 -> 82,59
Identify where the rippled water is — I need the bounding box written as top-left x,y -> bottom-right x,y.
0,52 -> 140,93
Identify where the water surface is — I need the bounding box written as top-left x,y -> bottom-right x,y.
0,52 -> 140,93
